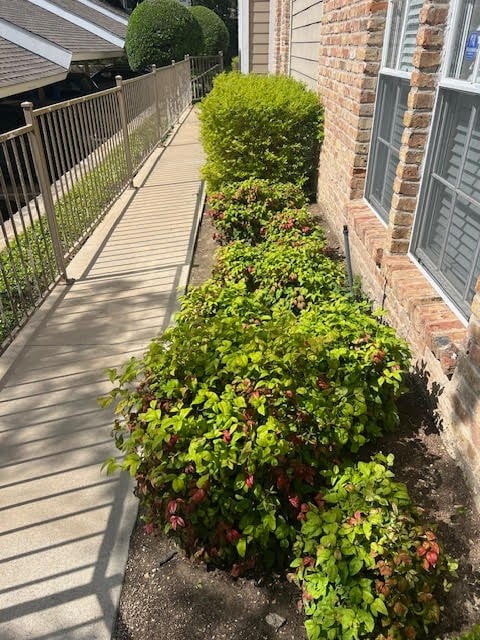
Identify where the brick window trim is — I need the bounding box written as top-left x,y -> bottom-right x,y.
345,199 -> 467,378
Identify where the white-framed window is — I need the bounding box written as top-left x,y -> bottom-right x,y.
411,0 -> 480,319
365,0 -> 424,224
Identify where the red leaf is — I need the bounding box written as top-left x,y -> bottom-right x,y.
245,474 -> 254,489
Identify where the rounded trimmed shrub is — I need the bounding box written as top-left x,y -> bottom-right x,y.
199,73 -> 324,193
125,0 -> 204,70
190,5 -> 230,55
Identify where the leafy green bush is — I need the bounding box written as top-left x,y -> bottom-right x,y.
102,303 -> 409,572
126,0 -> 204,70
199,73 -> 324,192
190,5 -> 229,55
207,178 -> 307,244
213,235 -> 345,312
292,456 -> 457,640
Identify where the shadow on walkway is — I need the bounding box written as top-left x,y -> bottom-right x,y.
0,109 -> 204,640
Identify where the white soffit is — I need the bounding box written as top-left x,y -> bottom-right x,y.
25,0 -> 125,48
0,17 -> 71,68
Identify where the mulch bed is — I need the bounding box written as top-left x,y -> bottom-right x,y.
112,211 -> 480,640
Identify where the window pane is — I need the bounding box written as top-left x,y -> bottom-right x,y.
414,90 -> 480,316
370,141 -> 389,204
440,195 -> 480,302
460,107 -> 480,198
421,181 -> 454,268
435,97 -> 471,185
448,0 -> 480,81
399,0 -> 424,71
385,0 -> 405,69
366,76 -> 409,222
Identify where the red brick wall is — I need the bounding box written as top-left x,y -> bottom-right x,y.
317,0 -> 386,217
315,0 -> 480,506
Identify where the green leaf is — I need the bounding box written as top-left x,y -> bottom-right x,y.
102,457 -> 119,475
197,474 -> 210,488
236,538 -> 247,558
265,512 -> 276,531
362,521 -> 372,540
172,476 -> 185,492
348,557 -> 363,576
371,597 -> 388,617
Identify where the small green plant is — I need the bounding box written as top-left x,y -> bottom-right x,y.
453,625 -> 480,640
292,456 -> 458,640
199,73 -> 324,193
126,0 -> 204,70
190,5 -> 229,55
207,178 -> 307,244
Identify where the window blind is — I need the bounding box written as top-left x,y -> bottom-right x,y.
366,76 -> 409,222
399,0 -> 424,71
414,90 -> 480,315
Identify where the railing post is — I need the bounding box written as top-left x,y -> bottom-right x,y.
21,101 -> 69,282
115,75 -> 134,188
218,50 -> 224,72
184,54 -> 193,105
169,60 -> 175,121
151,64 -> 162,143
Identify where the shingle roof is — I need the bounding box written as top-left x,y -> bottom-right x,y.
47,0 -> 127,39
83,0 -> 130,20
0,0 -> 124,59
0,37 -> 66,94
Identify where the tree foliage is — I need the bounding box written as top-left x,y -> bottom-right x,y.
192,0 -> 237,60
125,0 -> 204,70
190,5 -> 230,55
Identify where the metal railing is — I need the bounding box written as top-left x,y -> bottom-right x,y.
0,55 -> 220,350
190,53 -> 224,102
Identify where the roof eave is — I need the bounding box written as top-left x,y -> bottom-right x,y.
0,70 -> 68,99
71,50 -> 125,61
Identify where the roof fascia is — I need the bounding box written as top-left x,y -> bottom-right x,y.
71,50 -> 123,60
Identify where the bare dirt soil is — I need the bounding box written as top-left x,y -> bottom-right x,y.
112,210 -> 480,640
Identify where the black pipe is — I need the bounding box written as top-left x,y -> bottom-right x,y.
343,224 -> 354,295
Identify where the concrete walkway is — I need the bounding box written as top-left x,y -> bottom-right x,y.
0,108 -> 204,640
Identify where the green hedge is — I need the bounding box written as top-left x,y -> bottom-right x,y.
126,0 -> 204,70
190,5 -> 229,55
199,73 -> 324,193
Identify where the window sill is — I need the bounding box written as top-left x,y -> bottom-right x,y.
345,201 -> 467,378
